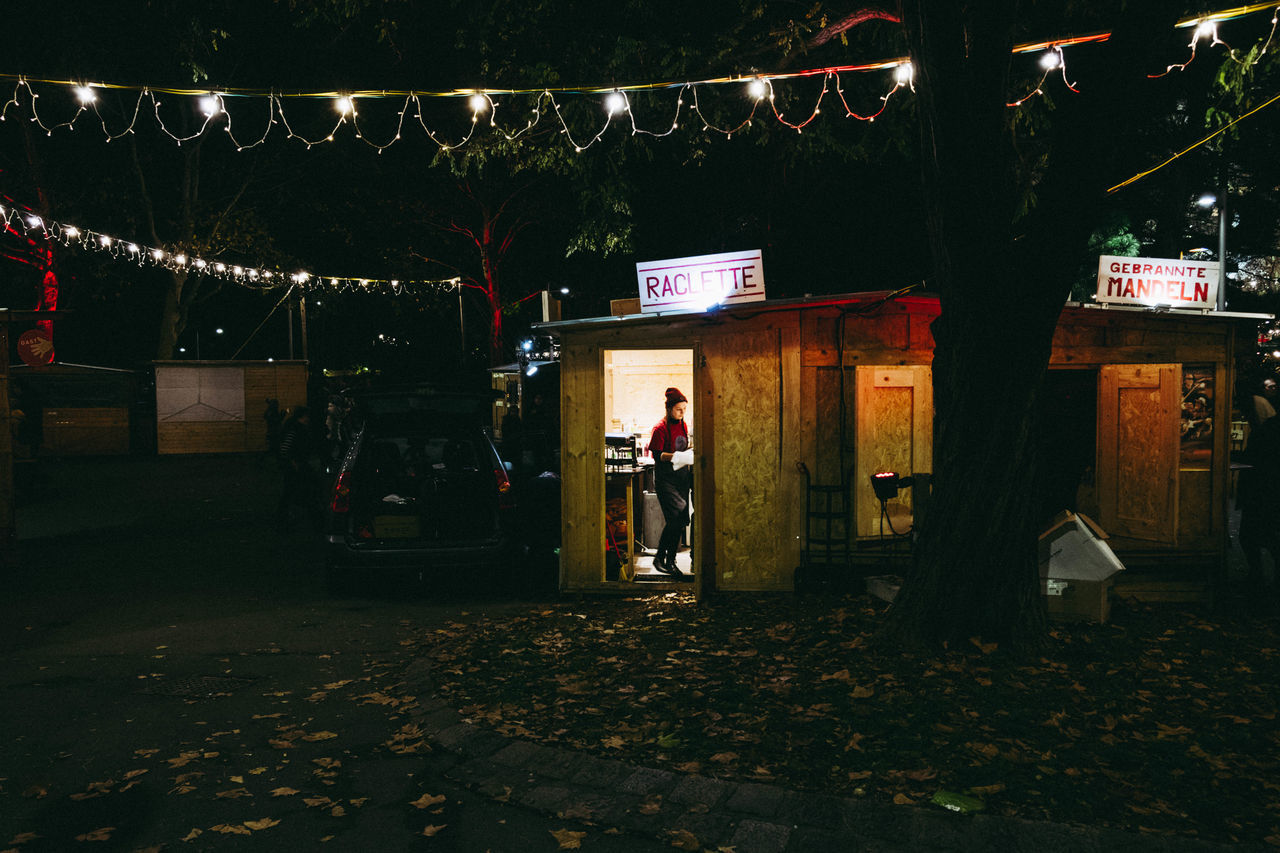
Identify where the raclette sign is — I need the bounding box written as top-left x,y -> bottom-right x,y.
636,250 -> 766,314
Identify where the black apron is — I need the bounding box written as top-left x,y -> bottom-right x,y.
655,426 -> 691,524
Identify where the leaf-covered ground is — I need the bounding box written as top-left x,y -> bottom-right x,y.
421,592 -> 1280,847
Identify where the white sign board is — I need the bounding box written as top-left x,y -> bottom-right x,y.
636,250 -> 766,314
1095,255 -> 1219,310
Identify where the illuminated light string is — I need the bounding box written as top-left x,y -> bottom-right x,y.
0,203 -> 461,294
3,4 -> 1277,153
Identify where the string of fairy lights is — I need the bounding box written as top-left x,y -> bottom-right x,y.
2,2 -> 1278,293
0,202 -> 461,294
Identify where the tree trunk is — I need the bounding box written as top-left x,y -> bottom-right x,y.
885,0 -> 1178,651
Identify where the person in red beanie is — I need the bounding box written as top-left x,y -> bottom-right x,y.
646,387 -> 693,575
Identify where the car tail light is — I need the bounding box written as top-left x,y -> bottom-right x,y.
494,467 -> 515,510
331,471 -> 352,513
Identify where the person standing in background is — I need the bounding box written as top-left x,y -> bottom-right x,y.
647,387 -> 693,576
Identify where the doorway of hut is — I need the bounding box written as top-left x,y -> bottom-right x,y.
1034,368 -> 1099,528
603,348 -> 695,583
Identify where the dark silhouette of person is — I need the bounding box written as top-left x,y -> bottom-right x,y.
1238,414 -> 1280,595
276,406 -> 320,532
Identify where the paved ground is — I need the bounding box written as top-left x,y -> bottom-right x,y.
0,454 -> 1253,851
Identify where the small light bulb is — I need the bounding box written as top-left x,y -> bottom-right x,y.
152,249 -> 164,260
75,85 -> 97,105
195,259 -> 207,268
336,95 -> 355,115
199,95 -> 221,117
894,63 -> 914,86
469,93 -> 488,114
174,254 -> 186,265
233,266 -> 244,275
65,226 -> 80,237
214,262 -> 227,272
25,215 -> 42,228
605,92 -> 626,115
127,243 -> 139,253
99,235 -> 112,246
747,78 -> 768,100
1039,50 -> 1061,71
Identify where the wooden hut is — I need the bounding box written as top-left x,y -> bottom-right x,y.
153,360 -> 307,454
11,362 -> 138,455
540,291 -> 1264,600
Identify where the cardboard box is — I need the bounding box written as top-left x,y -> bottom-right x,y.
1038,511 -> 1125,623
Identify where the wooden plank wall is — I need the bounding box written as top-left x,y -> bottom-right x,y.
243,364 -> 308,452
44,407 -> 130,455
159,363 -> 308,455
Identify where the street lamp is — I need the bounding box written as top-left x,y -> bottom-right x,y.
1197,191 -> 1228,311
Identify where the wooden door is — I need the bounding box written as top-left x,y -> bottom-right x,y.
854,366 -> 932,538
1098,364 -> 1180,544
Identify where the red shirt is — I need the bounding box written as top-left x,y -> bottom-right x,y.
647,418 -> 689,458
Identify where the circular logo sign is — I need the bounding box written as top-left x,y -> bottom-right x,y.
17,328 -> 54,366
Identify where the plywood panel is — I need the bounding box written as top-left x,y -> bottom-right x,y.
560,342 -> 606,590
1177,469 -> 1213,546
854,366 -> 932,538
712,329 -> 784,590
1098,364 -> 1179,544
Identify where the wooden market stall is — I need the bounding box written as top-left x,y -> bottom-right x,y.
539,291 -> 1263,599
11,362 -> 138,455
153,360 -> 307,454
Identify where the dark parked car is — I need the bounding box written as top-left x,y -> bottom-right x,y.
323,386 -> 516,592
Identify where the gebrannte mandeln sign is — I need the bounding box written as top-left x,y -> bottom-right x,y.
1095,255 -> 1220,310
636,250 -> 766,314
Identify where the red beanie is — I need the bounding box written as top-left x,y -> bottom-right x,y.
665,387 -> 688,408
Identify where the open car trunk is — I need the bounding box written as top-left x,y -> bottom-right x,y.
344,428 -> 502,544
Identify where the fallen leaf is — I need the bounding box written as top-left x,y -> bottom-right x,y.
968,783 -> 1006,796
601,735 -> 626,749
349,798 -> 368,808
215,787 -> 252,799
312,757 -> 341,769
252,713 -> 285,719
710,752 -> 738,764
248,767 -> 268,775
322,680 -> 353,690
304,796 -> 335,808
847,770 -> 873,781
820,669 -> 852,682
850,685 -> 876,699
969,637 -> 998,655
244,818 -> 281,831
302,731 -> 338,742
209,824 -> 251,835
330,805 -> 346,817
551,828 -> 586,849
639,794 -> 664,815
9,832 -> 41,844
22,784 -> 48,799
411,793 -> 447,809
893,793 -> 915,805
180,828 -> 202,842
666,828 -> 700,851
422,825 -> 447,837
271,787 -> 301,797
75,828 -> 116,842
123,769 -> 149,780
844,733 -> 865,752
